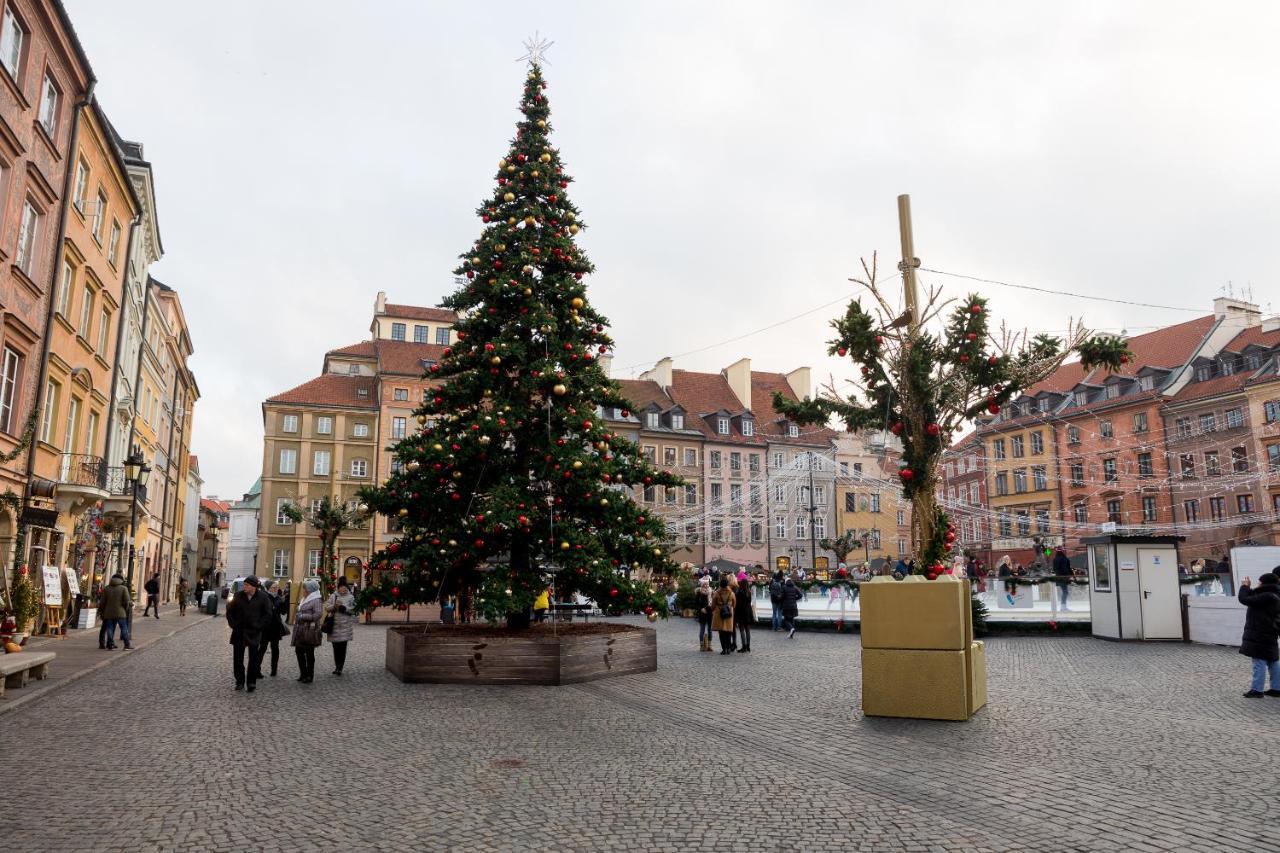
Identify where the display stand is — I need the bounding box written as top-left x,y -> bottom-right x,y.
41,606 -> 66,637
860,575 -> 986,721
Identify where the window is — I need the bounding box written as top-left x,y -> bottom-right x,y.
1209,497 -> 1225,521
1102,458 -> 1116,482
748,453 -> 760,472
275,499 -> 294,525
798,485 -> 811,506
39,380 -> 57,443
1137,452 -> 1153,478
710,483 -> 722,506
312,450 -> 330,475
969,482 -> 979,504
1100,420 -> 1113,438
710,520 -> 722,542
870,493 -> 881,513
391,417 -> 406,439
1179,454 -> 1195,478
0,6 -> 22,79
353,423 -> 369,437
750,521 -> 762,542
38,71 -> 58,136
1238,494 -> 1255,514
390,322 -> 406,341
56,259 -> 75,315
1274,494 -> 1280,516
992,439 -> 1006,460
716,416 -> 729,435
773,483 -> 785,504
1030,431 -> 1043,454
393,388 -> 408,401
1106,500 -> 1121,523
1038,397 -> 1050,413
1013,469 -> 1027,493
78,285 -> 93,338
1195,365 -> 1211,382
1032,466 -> 1047,491
282,414 -> 299,433
896,508 -> 906,525
1265,401 -> 1280,424
1204,451 -> 1220,477
1133,412 -> 1148,433
663,447 -> 676,466
1016,510 -> 1030,536
73,158 -> 89,212
741,419 -> 754,436
411,324 -> 428,343
1091,544 -> 1111,592
1183,500 -> 1198,523
1232,446 -> 1248,473
671,413 -> 684,430
645,412 -> 659,429
1141,496 -> 1156,523
795,516 -> 807,539
995,472 -> 1008,496
1011,435 -> 1024,458
642,445 -> 655,463
840,461 -> 849,477
709,450 -> 721,469
0,346 -> 19,433
92,189 -> 106,242
749,484 -> 761,506
813,517 -> 826,538
1139,375 -> 1154,392
435,327 -> 450,345
1073,503 -> 1087,524
107,220 -> 121,265
1271,445 -> 1280,470
1069,461 -> 1084,486
97,308 -> 110,353
684,522 -> 699,544
998,511 -> 1012,537
775,516 -> 787,538
1176,417 -> 1192,438
1105,384 -> 1120,400
1199,413 -> 1217,434
273,550 -> 290,578
683,448 -> 697,466
642,485 -> 655,502
772,452 -> 784,468
787,423 -> 799,438
1035,508 -> 1049,533
684,484 -> 697,505
351,459 -> 367,477
62,395 -> 79,452
306,550 -> 322,572
348,364 -> 360,375
15,199 -> 39,275
1067,425 -> 1080,444
729,451 -> 741,471
316,416 -> 332,435
728,519 -> 742,542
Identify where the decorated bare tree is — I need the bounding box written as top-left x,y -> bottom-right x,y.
775,253 -> 1131,574
282,497 -> 366,596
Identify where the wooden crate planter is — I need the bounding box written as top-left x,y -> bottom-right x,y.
386,623 -> 656,685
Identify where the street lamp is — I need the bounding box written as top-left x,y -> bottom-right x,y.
124,448 -> 152,592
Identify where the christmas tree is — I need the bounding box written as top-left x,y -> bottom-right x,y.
775,254 -> 1132,574
357,62 -> 679,627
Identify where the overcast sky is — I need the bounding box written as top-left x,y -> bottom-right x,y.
65,1 -> 1280,498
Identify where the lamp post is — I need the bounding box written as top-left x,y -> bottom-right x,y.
123,449 -> 152,594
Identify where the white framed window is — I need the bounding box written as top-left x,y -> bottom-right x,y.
1,6 -> 24,79
275,499 -> 294,526
775,515 -> 787,538
39,379 -> 57,443
57,259 -> 73,315
107,220 -> 121,266
0,345 -> 19,433
709,450 -> 721,469
813,517 -> 826,538
413,324 -> 428,343
15,199 -> 39,275
85,409 -> 98,453
671,413 -> 684,430
351,459 -> 367,477
393,388 -> 408,401
353,423 -> 369,437
729,452 -> 741,470
815,486 -> 827,505
435,327 -> 450,345
313,450 -> 331,475
73,158 -> 88,212
38,71 -> 58,136
645,412 -> 659,429
749,453 -> 760,472
391,322 -> 406,341
683,448 -> 697,466
97,308 -> 110,353
310,499 -> 323,515
684,484 -> 697,505
307,550 -> 322,572
716,416 -> 729,435
870,493 -> 881,513
795,516 -> 807,539
78,285 -> 93,338
316,416 -> 332,435
742,419 -> 754,436
774,484 -> 785,503
772,451 -> 784,468
278,448 -> 297,474
281,414 -> 299,433
92,189 -> 107,242
63,395 -> 79,452
391,416 -> 406,439
787,423 -> 799,438
272,549 -> 290,577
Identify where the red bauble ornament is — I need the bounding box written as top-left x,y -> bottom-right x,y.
926,423 -> 940,436
959,355 -> 970,363
926,572 -> 938,581
837,347 -> 847,357
988,356 -> 998,365
391,586 -> 400,596
493,260 -> 503,270
890,422 -> 903,435
969,305 -> 982,314
372,599 -> 380,607
987,403 -> 1000,415
609,588 -> 619,597
899,468 -> 914,480
1119,355 -> 1129,364
966,332 -> 977,341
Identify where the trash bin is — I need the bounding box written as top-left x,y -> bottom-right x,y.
203,591 -> 218,616
441,604 -> 455,625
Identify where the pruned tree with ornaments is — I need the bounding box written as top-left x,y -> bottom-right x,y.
357,62 -> 679,626
774,254 -> 1132,575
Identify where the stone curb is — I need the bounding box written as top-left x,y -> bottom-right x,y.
0,611 -> 214,718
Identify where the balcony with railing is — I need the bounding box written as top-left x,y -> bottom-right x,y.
52,453 -> 109,515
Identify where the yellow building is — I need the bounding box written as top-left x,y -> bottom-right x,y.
833,432 -> 898,565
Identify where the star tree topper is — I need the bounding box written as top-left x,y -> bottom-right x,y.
517,32 -> 554,66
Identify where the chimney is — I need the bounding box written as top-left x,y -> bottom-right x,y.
639,357 -> 672,390
375,291 -> 387,314
785,366 -> 812,400
722,357 -> 751,410
1263,315 -> 1280,333
1213,296 -> 1260,325
597,354 -> 613,377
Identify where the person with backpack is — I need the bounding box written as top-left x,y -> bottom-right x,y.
1237,571 -> 1280,698
780,577 -> 804,639
768,571 -> 784,631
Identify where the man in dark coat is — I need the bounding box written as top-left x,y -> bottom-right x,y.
1053,548 -> 1074,611
227,575 -> 273,692
768,571 -> 784,631
142,573 -> 161,618
1237,571 -> 1280,698
734,576 -> 753,653
255,580 -> 289,679
780,578 -> 804,639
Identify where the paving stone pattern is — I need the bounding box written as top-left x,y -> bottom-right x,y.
0,616 -> 1274,852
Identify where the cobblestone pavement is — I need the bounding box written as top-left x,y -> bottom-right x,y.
0,616 -> 1274,852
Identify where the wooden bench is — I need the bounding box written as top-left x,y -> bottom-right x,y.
0,651 -> 55,698
550,603 -> 593,622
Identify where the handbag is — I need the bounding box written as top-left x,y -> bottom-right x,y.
719,603 -> 732,619
296,619 -> 322,647
321,610 -> 335,635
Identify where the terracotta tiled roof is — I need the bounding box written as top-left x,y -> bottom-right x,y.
1168,372 -> 1250,404
383,303 -> 457,323
615,379 -> 671,412
1026,361 -> 1089,395
266,374 -> 378,409
667,370 -> 764,444
1112,314 -> 1216,376
327,341 -> 377,358
375,340 -> 449,376
1225,324 -> 1280,352
750,372 -> 838,446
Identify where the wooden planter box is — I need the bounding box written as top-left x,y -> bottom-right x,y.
385,623 -> 657,685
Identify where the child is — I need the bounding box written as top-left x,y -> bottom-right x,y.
1237,571 -> 1280,698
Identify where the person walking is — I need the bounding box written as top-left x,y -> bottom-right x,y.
768,571 -> 784,631
695,576 -> 714,652
1237,571 -> 1280,698
100,573 -> 133,650
292,579 -> 324,683
734,572 -> 753,653
256,580 -> 289,678
226,575 -> 272,692
711,576 -> 736,655
176,577 -> 190,616
851,563 -> 871,606
325,578 -> 357,675
1052,548 -> 1073,611
780,576 -> 803,638
142,572 -> 161,618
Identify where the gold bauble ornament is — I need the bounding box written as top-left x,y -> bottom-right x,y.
524,216 -> 536,226
490,356 -> 501,365
540,153 -> 551,163
397,508 -> 409,517
452,471 -> 463,479
506,165 -> 516,173
568,224 -> 580,235
483,389 -> 492,397
540,324 -> 552,333
566,212 -> 576,221
479,435 -> 491,445
523,288 -> 533,296
530,170 -> 539,178
507,217 -> 517,225
571,297 -> 584,309
652,548 -> 662,555
499,159 -> 508,168
522,265 -> 535,274
560,541 -> 571,550
416,415 -> 426,425
432,443 -> 443,451
503,192 -> 515,202
600,498 -> 609,506
496,243 -> 506,251
470,256 -> 480,264
552,384 -> 567,396
406,460 -> 421,472
572,460 -> 583,469
537,120 -> 546,129
646,612 -> 658,623
448,539 -> 457,546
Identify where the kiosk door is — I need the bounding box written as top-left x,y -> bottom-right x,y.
1137,548 -> 1180,639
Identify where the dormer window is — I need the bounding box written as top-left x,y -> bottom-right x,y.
741,419 -> 754,436
717,416 -> 729,435
671,413 -> 684,430
1220,359 -> 1235,376
1037,398 -> 1049,413
1195,365 -> 1211,382
645,412 -> 659,429
787,422 -> 799,438
1106,384 -> 1120,399
1139,375 -> 1154,391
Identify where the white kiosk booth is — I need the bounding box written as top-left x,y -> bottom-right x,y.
1084,534 -> 1183,641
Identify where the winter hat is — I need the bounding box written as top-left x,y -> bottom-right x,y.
737,570 -> 748,582
1259,572 -> 1278,586
242,576 -> 259,588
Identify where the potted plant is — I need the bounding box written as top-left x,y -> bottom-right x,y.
8,565 -> 40,644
